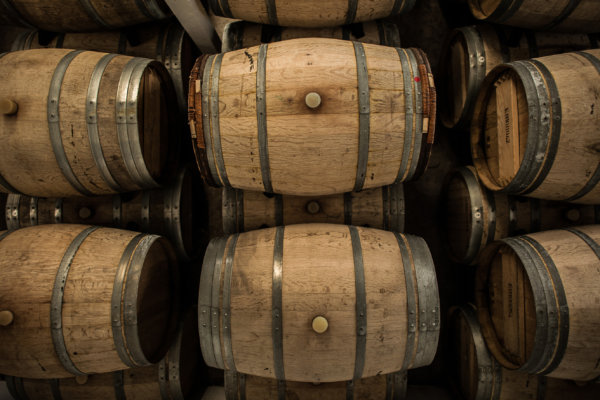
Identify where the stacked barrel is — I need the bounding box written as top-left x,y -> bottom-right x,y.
441,1 -> 600,398
192,1 -> 444,398
0,2 -> 210,399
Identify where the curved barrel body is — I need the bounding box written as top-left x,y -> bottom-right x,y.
0,224 -> 180,379
476,226 -> 600,381
471,49 -> 600,204
0,49 -> 178,198
11,22 -> 198,113
450,305 -> 600,400
440,25 -> 598,130
444,166 -> 600,264
0,0 -> 170,32
222,20 -> 401,51
467,0 -> 600,33
199,224 -> 440,382
206,0 -> 415,28
222,182 -> 405,235
225,370 -> 407,399
189,38 -> 436,196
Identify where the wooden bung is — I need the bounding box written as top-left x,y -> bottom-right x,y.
0,99 -> 18,115
476,226 -> 600,381
467,0 -> 600,33
222,20 -> 401,52
221,182 -> 405,235
189,38 -> 436,196
0,310 -> 14,327
206,0 -> 415,27
440,25 -> 598,130
450,304 -> 600,400
11,23 -> 199,113
224,370 -> 408,400
471,49 -> 600,204
199,224 -> 440,382
0,224 -> 180,379
0,0 -> 171,32
0,48 -> 179,198
2,166 -> 204,262
4,309 -> 203,400
305,92 -> 322,109
443,166 -> 600,265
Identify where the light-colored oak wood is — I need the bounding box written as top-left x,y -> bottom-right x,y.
1,0 -> 170,32
0,49 -> 177,197
476,226 -> 600,381
468,0 -> 600,33
472,49 -> 600,204
189,38 -> 436,196
0,224 -> 179,379
208,0 -> 413,27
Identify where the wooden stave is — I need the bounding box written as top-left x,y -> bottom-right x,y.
0,48 -> 179,198
206,0 -> 415,28
470,49 -> 600,204
2,166 -> 202,261
5,308 -> 202,400
221,182 -> 405,235
188,38 -> 436,196
466,0 -> 600,34
221,20 -> 401,52
197,224 -> 440,382
0,224 -> 180,379
224,370 -> 408,400
444,166 -> 600,265
0,0 -> 171,32
10,22 -> 199,114
475,226 -> 600,381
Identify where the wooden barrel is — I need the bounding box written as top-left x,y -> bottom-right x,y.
4,308 -> 202,399
11,22 -> 199,113
449,304 -> 600,400
199,224 -> 440,382
0,48 -> 179,198
0,0 -> 171,32
206,0 -> 415,28
0,224 -> 180,379
475,226 -> 600,381
189,38 -> 436,196
440,25 -> 599,130
222,182 -> 405,235
222,20 -> 401,51
467,0 -> 600,33
224,370 -> 407,399
444,166 -> 600,265
471,49 -> 600,204
3,166 -> 203,261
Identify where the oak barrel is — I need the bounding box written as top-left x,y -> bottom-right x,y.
222,182 -> 405,235
5,308 -> 202,399
449,304 -> 600,400
0,224 -> 180,379
222,20 -> 401,51
467,0 -> 600,33
189,38 -> 436,196
0,0 -> 171,32
0,48 -> 179,198
199,223 -> 440,382
475,226 -> 600,381
3,166 -> 203,261
440,25 -> 598,130
444,166 -> 600,265
206,0 -> 415,28
224,370 -> 407,400
11,22 -> 199,113
471,49 -> 600,204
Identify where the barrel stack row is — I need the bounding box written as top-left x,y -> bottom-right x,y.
0,3 -> 214,400
193,1 -> 444,398
441,1 -> 600,398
